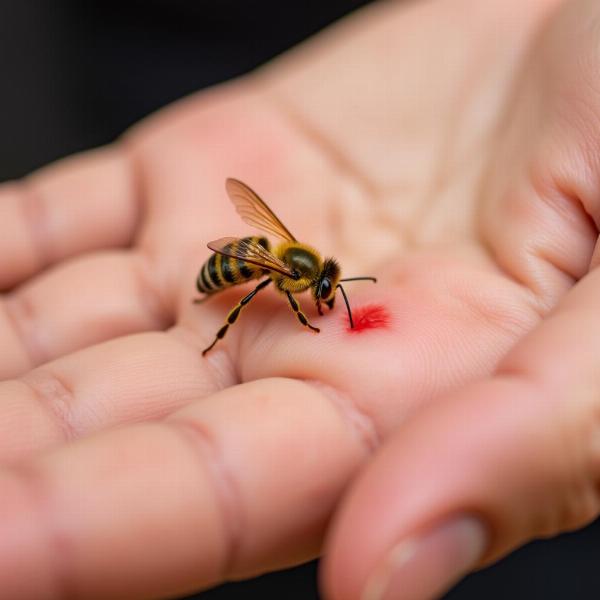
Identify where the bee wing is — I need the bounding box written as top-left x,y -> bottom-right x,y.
207,237 -> 297,279
225,178 -> 297,242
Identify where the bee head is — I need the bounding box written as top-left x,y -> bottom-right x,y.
314,258 -> 341,312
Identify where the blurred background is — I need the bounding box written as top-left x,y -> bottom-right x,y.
1,1 -> 599,598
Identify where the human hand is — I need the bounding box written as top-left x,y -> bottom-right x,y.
0,0 -> 584,597
323,0 -> 600,599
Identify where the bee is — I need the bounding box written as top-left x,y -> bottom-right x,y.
196,178 -> 376,355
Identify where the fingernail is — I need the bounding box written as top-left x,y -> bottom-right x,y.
362,516 -> 488,600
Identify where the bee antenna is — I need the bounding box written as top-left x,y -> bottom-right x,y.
336,283 -> 354,329
339,276 -> 377,283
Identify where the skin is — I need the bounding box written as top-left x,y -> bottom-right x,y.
0,0 -> 599,598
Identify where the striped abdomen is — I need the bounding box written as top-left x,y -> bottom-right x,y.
196,236 -> 270,295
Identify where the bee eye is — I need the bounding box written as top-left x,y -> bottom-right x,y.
320,279 -> 332,299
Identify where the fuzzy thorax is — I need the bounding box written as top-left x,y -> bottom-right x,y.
272,241 -> 323,293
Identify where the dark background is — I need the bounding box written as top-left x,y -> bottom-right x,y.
1,1 -> 599,598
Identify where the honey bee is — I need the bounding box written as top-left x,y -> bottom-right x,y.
196,178 -> 376,355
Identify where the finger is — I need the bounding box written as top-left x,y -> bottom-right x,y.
0,377 -> 370,599
0,282 -> 399,463
322,266 -> 600,600
0,281 -> 386,464
0,145 -> 138,290
0,250 -> 172,378
480,0 -> 600,308
0,328 -> 236,463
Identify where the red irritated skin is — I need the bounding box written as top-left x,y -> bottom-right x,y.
345,304 -> 390,333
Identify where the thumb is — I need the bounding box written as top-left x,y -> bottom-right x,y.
322,265 -> 600,600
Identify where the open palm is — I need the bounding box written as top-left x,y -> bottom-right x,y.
0,0 -> 589,598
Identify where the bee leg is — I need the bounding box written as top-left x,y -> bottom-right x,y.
286,292 -> 320,333
202,279 -> 272,355
193,295 -> 211,305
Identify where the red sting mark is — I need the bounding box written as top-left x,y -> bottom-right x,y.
346,304 -> 390,332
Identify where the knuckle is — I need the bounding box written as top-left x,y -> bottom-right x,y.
167,418 -> 243,577
20,182 -> 53,269
536,380 -> 600,535
576,395 -> 600,524
21,369 -> 78,442
3,293 -> 46,366
12,465 -> 78,599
